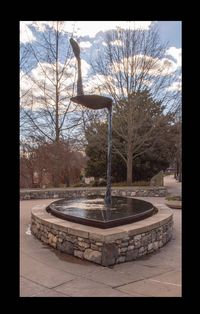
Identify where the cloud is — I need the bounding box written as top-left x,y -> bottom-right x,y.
142,79 -> 153,87
83,73 -> 127,98
110,40 -> 123,46
110,54 -> 178,77
167,80 -> 182,92
20,21 -> 36,43
31,21 -> 153,38
83,74 -> 106,93
84,54 -> 180,98
31,21 -> 51,32
166,47 -> 181,67
29,21 -> 66,33
79,41 -> 92,49
20,70 -> 33,91
151,57 -> 177,76
70,57 -> 91,78
20,61 -> 70,110
20,21 -> 154,44
20,57 -> 91,111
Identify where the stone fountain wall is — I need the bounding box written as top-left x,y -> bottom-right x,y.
31,205 -> 173,266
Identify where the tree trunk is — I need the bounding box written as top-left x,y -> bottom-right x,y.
127,101 -> 133,185
127,149 -> 133,185
54,23 -> 60,187
53,142 -> 60,187
178,145 -> 182,182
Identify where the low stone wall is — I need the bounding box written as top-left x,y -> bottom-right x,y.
21,187 -> 167,200
31,204 -> 173,266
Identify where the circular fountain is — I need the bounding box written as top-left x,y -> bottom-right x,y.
46,196 -> 157,229
32,199 -> 173,266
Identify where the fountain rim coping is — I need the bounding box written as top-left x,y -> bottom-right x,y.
31,203 -> 173,241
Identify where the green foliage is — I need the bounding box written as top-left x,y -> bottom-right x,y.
97,179 -> 107,186
85,122 -> 107,179
112,181 -> 150,186
71,182 -> 89,188
84,91 -> 177,183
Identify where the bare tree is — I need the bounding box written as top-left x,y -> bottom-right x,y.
20,22 -> 82,142
91,26 -> 181,184
20,22 -> 84,185
20,139 -> 86,188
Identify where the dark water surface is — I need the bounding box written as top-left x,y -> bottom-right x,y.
46,196 -> 155,228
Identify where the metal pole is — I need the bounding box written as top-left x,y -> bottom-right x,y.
104,106 -> 112,207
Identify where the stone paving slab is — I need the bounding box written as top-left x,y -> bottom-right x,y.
85,267 -> 141,287
20,253 -> 78,289
20,277 -> 70,297
53,277 -> 131,297
149,270 -> 181,286
22,244 -> 104,276
113,259 -> 173,273
31,289 -> 70,297
85,264 -> 172,287
20,277 -> 48,297
117,278 -> 181,297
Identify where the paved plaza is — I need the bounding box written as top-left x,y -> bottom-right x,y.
20,175 -> 181,297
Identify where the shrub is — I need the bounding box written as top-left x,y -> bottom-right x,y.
166,195 -> 181,201
112,181 -> 150,187
71,182 -> 89,188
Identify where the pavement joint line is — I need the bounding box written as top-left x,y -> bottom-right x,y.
21,274 -> 75,290
112,268 -> 175,289
126,262 -> 169,269
52,274 -> 133,294
48,279 -> 75,289
31,290 -> 70,297
148,279 -> 181,287
20,275 -> 54,290
114,287 -> 147,297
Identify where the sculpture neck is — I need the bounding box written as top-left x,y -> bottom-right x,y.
77,59 -> 84,96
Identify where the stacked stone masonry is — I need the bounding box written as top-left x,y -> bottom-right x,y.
31,205 -> 173,266
21,187 -> 166,200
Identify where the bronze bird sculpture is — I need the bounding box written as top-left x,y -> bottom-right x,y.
70,38 -> 112,110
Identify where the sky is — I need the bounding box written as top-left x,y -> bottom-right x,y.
20,21 -> 181,45
157,21 -> 181,48
20,21 -> 182,107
